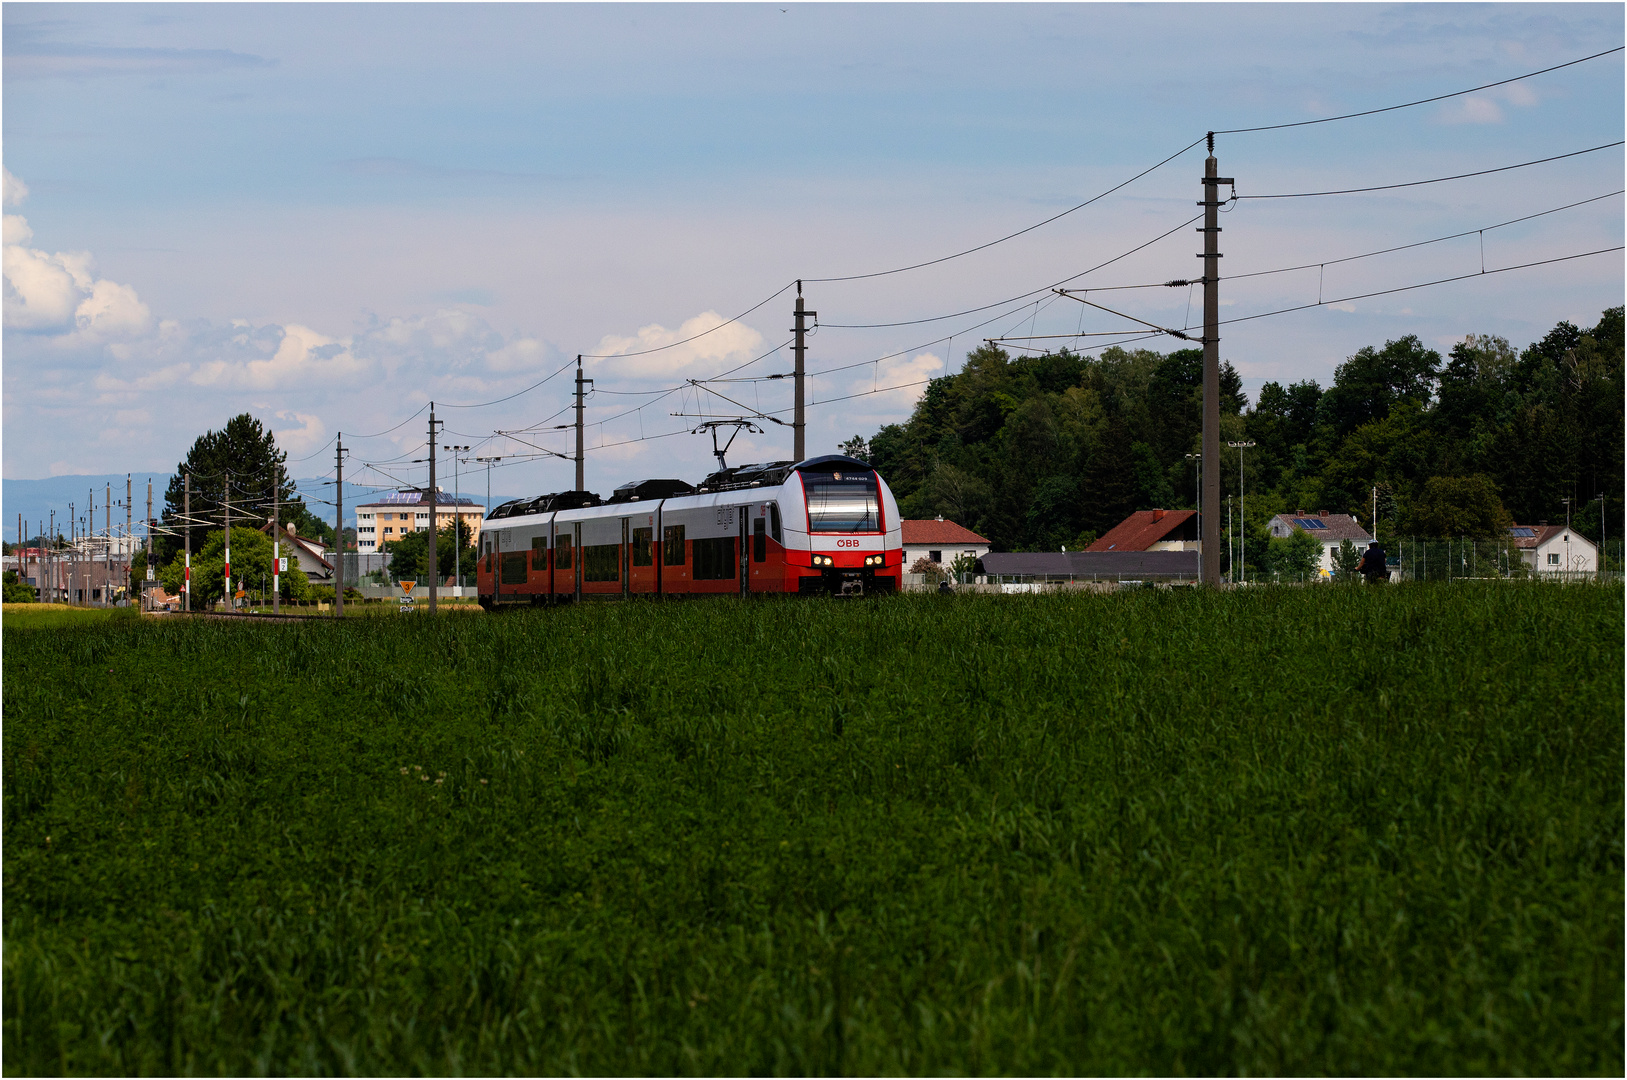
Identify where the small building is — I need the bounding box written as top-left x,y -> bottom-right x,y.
1088,508 -> 1198,552
1266,511 -> 1372,575
261,521 -> 336,585
901,517 -> 991,570
1509,522 -> 1598,574
356,488 -> 485,554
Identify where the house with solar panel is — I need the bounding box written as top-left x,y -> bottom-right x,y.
1508,522 -> 1598,574
1266,511 -> 1373,577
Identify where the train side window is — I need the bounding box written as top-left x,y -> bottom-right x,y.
501,551 -> 528,584
555,539 -> 573,570
753,517 -> 766,562
692,536 -> 736,580
531,536 -> 547,570
583,544 -> 620,582
663,524 -> 686,566
768,502 -> 782,543
632,527 -> 653,566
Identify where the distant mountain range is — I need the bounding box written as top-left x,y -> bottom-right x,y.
2,474 -> 521,541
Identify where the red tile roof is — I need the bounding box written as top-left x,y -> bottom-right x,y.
1086,509 -> 1195,552
901,519 -> 990,545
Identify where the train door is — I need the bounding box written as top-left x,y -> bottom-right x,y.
574,522 -> 582,603
750,504 -> 774,592
621,517 -> 631,599
629,512 -> 657,595
738,505 -> 751,595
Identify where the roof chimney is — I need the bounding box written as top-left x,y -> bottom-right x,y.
1318,510 -> 1327,518
936,514 -> 943,521
1151,508 -> 1165,522
1296,509 -> 1303,517
1539,519 -> 1547,526
288,523 -> 297,537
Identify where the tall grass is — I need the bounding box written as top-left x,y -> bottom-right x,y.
4,584 -> 1621,1074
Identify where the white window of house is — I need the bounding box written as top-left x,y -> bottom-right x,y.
929,550 -> 942,562
385,527 -> 394,535
1547,553 -> 1560,565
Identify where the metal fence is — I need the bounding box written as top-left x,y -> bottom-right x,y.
1385,537 -> 1621,584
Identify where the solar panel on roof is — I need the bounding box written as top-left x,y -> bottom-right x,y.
1291,517 -> 1327,530
1509,527 -> 1536,537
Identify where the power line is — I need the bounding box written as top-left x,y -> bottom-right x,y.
580,281 -> 796,358
817,212 -> 1206,330
803,137 -> 1208,285
1219,245 -> 1623,328
439,356 -> 579,409
1214,45 -> 1625,135
1238,141 -> 1623,200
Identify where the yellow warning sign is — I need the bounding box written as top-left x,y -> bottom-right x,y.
399,580 -> 417,596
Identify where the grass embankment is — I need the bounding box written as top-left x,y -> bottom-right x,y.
4,585 -> 1621,1074
1,604 -> 140,630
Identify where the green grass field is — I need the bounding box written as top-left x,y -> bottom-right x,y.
4,584 -> 1621,1075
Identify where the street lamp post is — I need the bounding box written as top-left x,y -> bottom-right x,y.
1184,453 -> 1200,557
1226,442 -> 1255,583
444,445 -> 471,588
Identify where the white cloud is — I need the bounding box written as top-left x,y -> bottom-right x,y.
272,410 -> 325,455
587,310 -> 766,380
3,239 -> 86,329
2,168 -> 28,208
1441,95 -> 1504,124
485,336 -> 548,373
1437,84 -> 1539,126
76,278 -> 152,338
2,180 -> 149,340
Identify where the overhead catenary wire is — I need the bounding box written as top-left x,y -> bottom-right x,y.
1237,141 -> 1623,200
178,49 -> 1622,490
817,212 -> 1206,329
1213,45 -> 1625,135
1218,246 -> 1624,329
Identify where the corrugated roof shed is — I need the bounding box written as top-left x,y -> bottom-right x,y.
977,550 -> 1199,579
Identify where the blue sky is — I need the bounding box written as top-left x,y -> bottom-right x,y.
4,3 -> 1622,511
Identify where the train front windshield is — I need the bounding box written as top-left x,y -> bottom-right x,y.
803,470 -> 881,533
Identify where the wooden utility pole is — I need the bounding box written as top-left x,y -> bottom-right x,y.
105,483 -> 111,607
1199,134 -> 1232,587
574,356 -> 592,491
335,435 -> 345,619
793,282 -> 816,462
428,404 -> 439,615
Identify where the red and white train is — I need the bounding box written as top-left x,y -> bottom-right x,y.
476,455 -> 903,605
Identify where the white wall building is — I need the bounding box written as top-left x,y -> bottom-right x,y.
1266,511 -> 1374,576
355,489 -> 485,553
1510,523 -> 1598,575
901,517 -> 991,569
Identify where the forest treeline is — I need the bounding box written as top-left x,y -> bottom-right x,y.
861,307 -> 1623,552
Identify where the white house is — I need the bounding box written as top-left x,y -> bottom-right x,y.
901,517 -> 991,570
261,521 -> 335,584
356,488 -> 485,553
1510,523 -> 1598,575
1266,511 -> 1373,575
